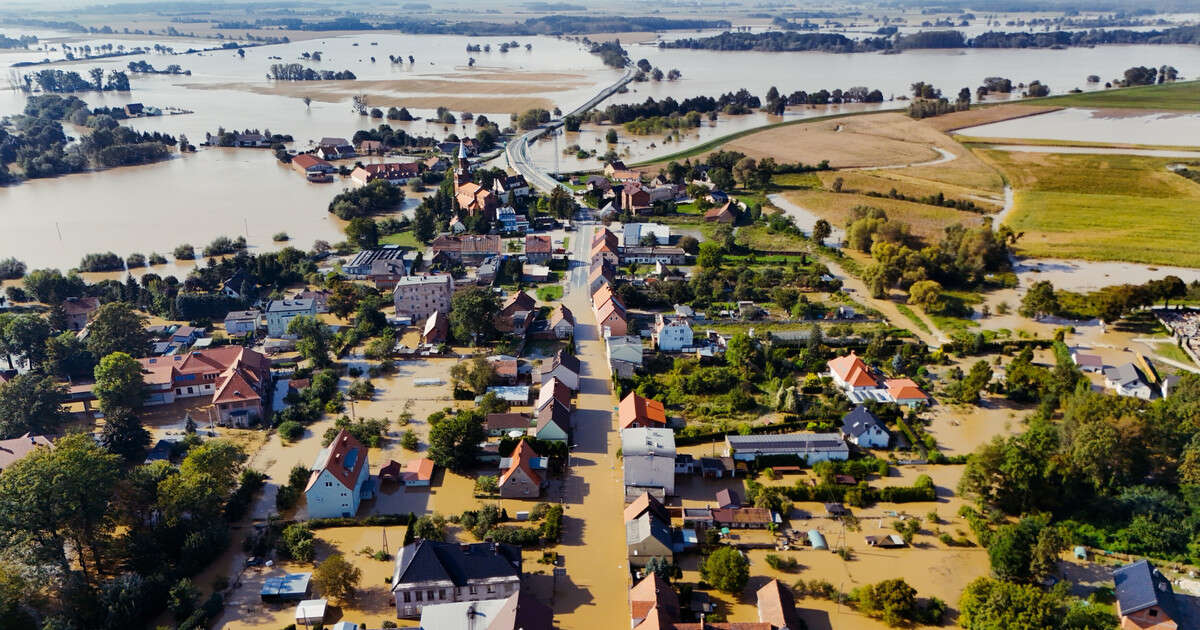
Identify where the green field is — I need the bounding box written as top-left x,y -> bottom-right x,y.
379,230 -> 420,248
1034,80 -> 1200,111
987,150 -> 1200,266
536,285 -> 563,302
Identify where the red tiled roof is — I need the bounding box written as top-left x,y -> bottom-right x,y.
623,492 -> 670,524
619,392 -> 666,430
525,234 -> 552,254
550,305 -> 574,328
305,429 -> 368,492
486,412 -> 531,432
756,579 -> 802,630
61,296 -> 100,316
292,154 -> 329,170
886,378 -> 928,401
403,457 -> 435,482
710,507 -> 772,525
212,368 -> 261,405
631,573 -> 679,622
499,440 -> 541,488
828,352 -> 879,388
0,433 -> 53,470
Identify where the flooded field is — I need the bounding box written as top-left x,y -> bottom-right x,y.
956,107 -> 1200,146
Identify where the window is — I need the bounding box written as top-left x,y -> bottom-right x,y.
403,592 -> 410,603
415,591 -> 422,602
439,589 -> 446,600
469,586 -> 477,595
487,585 -> 495,593
427,590 -> 434,600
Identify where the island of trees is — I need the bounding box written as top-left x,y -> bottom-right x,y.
267,64 -> 356,81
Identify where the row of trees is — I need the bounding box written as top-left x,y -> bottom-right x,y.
18,67 -> 130,93
266,63 -> 356,81
1020,276 -> 1187,322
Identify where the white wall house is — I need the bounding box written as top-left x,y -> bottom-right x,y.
653,314 -> 693,352
840,406 -> 890,449
725,433 -> 849,463
305,430 -> 371,518
622,428 -> 676,497
266,299 -> 317,337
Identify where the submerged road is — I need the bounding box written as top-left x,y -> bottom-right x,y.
507,66 -> 635,192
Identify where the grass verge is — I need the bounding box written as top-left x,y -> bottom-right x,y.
895,304 -> 932,335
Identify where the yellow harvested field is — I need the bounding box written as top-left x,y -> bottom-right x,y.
722,113 -> 943,169
816,171 -> 1004,212
779,189 -> 986,241
922,103 -> 1062,132
187,80 -> 559,113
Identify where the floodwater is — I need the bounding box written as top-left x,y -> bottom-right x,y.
984,144 -> 1200,158
956,107 -> 1200,147
4,29 -> 1200,268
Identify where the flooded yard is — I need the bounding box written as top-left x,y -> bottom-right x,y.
955,107 -> 1200,147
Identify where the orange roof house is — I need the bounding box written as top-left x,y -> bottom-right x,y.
596,299 -> 628,337
499,440 -> 543,499
402,458 -> 435,486
624,491 -> 670,524
756,579 -> 803,630
704,201 -> 736,223
455,181 -> 498,217
619,392 -> 666,430
630,573 -> 680,627
827,352 -> 880,391
885,378 -> 929,407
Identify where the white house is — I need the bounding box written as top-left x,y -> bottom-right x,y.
1072,351 -> 1105,373
653,314 -> 693,352
840,405 -> 890,449
223,310 -> 261,336
827,352 -> 880,392
1104,363 -> 1154,400
622,428 -> 675,497
304,430 -> 372,518
265,299 -> 317,337
622,223 -> 671,247
725,433 -> 849,463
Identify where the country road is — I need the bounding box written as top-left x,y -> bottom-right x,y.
507,66 -> 635,193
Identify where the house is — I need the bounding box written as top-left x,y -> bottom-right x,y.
61,296 -> 100,331
291,154 -> 335,180
1162,374 -> 1183,399
316,137 -> 355,160
417,591 -> 552,630
586,174 -> 612,193
431,234 -> 502,265
223,310 -> 261,336
393,274 -> 454,321
548,305 -> 575,339
1072,351 -> 1105,373
675,453 -> 697,475
350,162 -> 420,186
486,386 -> 530,406
884,378 -> 929,408
611,169 -> 641,183
700,456 -> 736,479
136,346 -> 272,425
522,263 -> 550,283
716,488 -> 740,509
369,259 -> 411,290
534,403 -> 570,442
265,299 -> 317,337
485,412 -> 532,437
706,190 -> 729,204
496,291 -> 536,334
626,511 -> 673,568
623,223 -> 672,248
524,234 -> 552,264
589,260 -> 616,294
606,335 -> 644,379
756,579 -> 804,630
620,246 -> 687,266
499,441 -> 544,499
422,310 -> 449,345
455,181 -> 498,217
603,161 -> 628,176
1105,363 -> 1155,400
591,229 -> 620,265
260,573 -> 312,603
403,458 -> 435,487
539,349 -> 580,391
840,405 -> 890,449
357,139 -> 385,155
654,314 -> 693,352
304,429 -> 371,518
535,377 -> 572,414
423,156 -> 448,173
827,352 -> 881,391
598,201 -> 619,219
621,182 -> 652,212
595,297 -> 628,337
630,573 -> 679,628
294,289 -> 331,314
124,103 -> 144,116
725,433 -> 849,463
704,201 -> 736,224
496,207 -> 529,234
390,540 -> 522,618
1113,559 -> 1180,630
710,507 -> 776,529
295,599 -> 328,626
0,433 -> 52,472
493,174 -> 531,203
622,428 -> 675,497
488,355 -> 519,384
476,256 -> 502,286
624,492 -> 671,524
865,534 -> 907,548
619,392 -> 666,430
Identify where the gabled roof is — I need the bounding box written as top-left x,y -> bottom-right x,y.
1114,559 -> 1176,618
705,201 -> 734,221
827,352 -> 879,388
631,573 -> 680,622
756,579 -> 803,630
711,507 -> 773,525
486,590 -> 553,630
391,540 -> 521,589
404,458 -> 435,483
620,392 -> 667,430
1105,363 -> 1146,387
306,429 -> 367,493
486,412 -> 532,432
596,299 -> 627,326
61,296 -> 100,315
0,433 -> 53,470
536,403 -> 570,436
626,511 -> 672,548
550,305 -> 575,328
885,378 -> 927,401
213,368 -> 262,405
716,488 -> 740,508
546,349 -> 580,376
536,377 -> 572,411
841,405 -> 887,439
500,440 -> 542,489
624,492 -> 670,524
525,234 -> 552,254
502,291 -> 536,314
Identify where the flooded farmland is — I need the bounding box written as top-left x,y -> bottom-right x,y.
956,106 -> 1200,146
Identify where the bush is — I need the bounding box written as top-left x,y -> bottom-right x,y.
273,232 -> 290,242
765,553 -> 800,571
174,244 -> 195,260
276,484 -> 300,511
486,525 -> 542,546
278,420 -> 304,442
401,429 -> 418,451
147,252 -> 167,265
78,251 -> 123,272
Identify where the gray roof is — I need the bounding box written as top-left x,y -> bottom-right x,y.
267,299 -> 314,313
726,432 -> 847,452
391,540 -> 521,589
1104,363 -> 1145,386
1113,559 -> 1176,618
621,428 -> 675,457
626,512 -> 672,547
841,405 -> 888,439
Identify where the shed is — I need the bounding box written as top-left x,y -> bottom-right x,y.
260,573 -> 311,602
403,458 -> 435,487
825,502 -> 850,517
379,459 -> 402,482
294,598 -> 327,624
807,530 -> 828,550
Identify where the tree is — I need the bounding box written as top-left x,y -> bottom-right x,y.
288,315 -> 333,368
156,440 -> 247,525
708,167 -> 734,191
99,406 -> 149,461
605,129 -> 618,144
85,302 -> 150,359
312,553 -> 362,604
93,352 -> 145,412
676,235 -> 700,255
414,205 -> 437,243
907,280 -> 943,311
167,577 -> 199,621
702,546 -> 748,593
427,409 -> 485,471
451,356 -> 495,396
0,433 -> 120,581
855,578 -> 921,627
344,217 -> 379,250
724,333 -> 758,378
449,287 -> 499,344
812,218 -> 832,245
731,156 -> 758,189
957,360 -> 993,404
696,242 -> 724,269
1020,281 -> 1058,319
326,280 -> 361,320
45,330 -> 93,377
0,374 -> 69,439
959,577 -> 1063,630
410,513 -> 447,541
4,315 -> 50,369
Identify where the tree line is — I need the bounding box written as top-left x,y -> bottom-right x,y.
17,67 -> 130,93
267,63 -> 356,81
229,14 -> 727,35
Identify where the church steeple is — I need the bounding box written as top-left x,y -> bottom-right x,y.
455,141 -> 471,186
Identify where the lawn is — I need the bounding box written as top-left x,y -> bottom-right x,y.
736,224 -> 811,252
771,172 -> 822,190
379,229 -> 420,248
536,285 -> 563,302
1033,80 -> 1200,112
985,150 -> 1200,266
1151,341 -> 1195,367
895,304 -> 932,335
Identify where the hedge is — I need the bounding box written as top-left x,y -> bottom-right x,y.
307,514 -> 411,530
